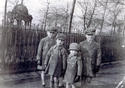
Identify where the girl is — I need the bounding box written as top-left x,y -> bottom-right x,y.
64,43 -> 82,88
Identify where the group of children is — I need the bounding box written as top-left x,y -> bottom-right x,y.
44,33 -> 82,88
37,30 -> 82,88
36,27 -> 101,88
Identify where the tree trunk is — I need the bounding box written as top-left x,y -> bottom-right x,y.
99,0 -> 109,35
43,0 -> 50,31
87,0 -> 97,28
4,0 -> 8,27
84,6 -> 87,31
68,0 -> 76,34
21,0 -> 24,4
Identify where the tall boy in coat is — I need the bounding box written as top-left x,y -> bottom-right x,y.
44,33 -> 67,88
64,43 -> 82,88
80,28 -> 101,82
36,27 -> 57,86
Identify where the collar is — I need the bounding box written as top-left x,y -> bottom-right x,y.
54,45 -> 63,50
47,36 -> 55,40
69,53 -> 78,58
86,40 -> 94,44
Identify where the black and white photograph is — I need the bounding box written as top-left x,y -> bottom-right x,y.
0,0 -> 125,88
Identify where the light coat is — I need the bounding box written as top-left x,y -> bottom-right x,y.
64,54 -> 82,83
36,37 -> 56,66
44,45 -> 67,77
80,40 -> 101,77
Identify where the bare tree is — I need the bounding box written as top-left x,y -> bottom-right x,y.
99,0 -> 109,35
110,1 -> 124,35
39,1 -> 70,32
97,0 -> 124,35
87,0 -> 97,28
43,0 -> 50,30
78,0 -> 124,36
68,0 -> 76,33
78,0 -> 98,31
78,1 -> 88,30
4,0 -> 8,27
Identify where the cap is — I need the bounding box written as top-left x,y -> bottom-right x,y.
46,27 -> 58,32
56,33 -> 66,41
85,27 -> 96,35
69,43 -> 80,51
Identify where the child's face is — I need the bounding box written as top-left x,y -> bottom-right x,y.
70,50 -> 78,56
56,39 -> 64,46
86,34 -> 94,42
47,31 -> 57,38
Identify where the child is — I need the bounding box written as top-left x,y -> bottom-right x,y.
64,43 -> 82,88
44,33 -> 67,88
36,27 -> 57,86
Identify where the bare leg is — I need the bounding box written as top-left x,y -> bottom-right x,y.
41,71 -> 45,86
81,77 -> 87,88
86,77 -> 92,83
66,83 -> 70,88
50,75 -> 53,88
71,84 -> 75,88
59,77 -> 63,87
83,77 -> 92,88
54,77 -> 59,88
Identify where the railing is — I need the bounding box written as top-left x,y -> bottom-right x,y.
0,26 -> 123,73
0,27 -> 85,73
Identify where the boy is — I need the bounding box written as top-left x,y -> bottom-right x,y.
44,33 -> 67,88
80,28 -> 101,83
64,43 -> 82,88
36,27 -> 57,86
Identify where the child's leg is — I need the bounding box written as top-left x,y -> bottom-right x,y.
54,77 -> 59,88
41,71 -> 45,86
86,76 -> 92,83
71,84 -> 75,88
50,75 -> 54,88
59,77 -> 63,87
66,82 -> 70,88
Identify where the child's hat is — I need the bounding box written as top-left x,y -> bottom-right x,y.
84,27 -> 96,35
56,33 -> 66,41
69,43 -> 80,51
46,27 -> 58,32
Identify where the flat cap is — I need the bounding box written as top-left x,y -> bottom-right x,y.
84,27 -> 96,35
56,33 -> 66,41
46,27 -> 58,32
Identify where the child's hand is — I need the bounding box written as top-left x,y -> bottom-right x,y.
75,75 -> 80,82
37,60 -> 40,65
44,64 -> 47,68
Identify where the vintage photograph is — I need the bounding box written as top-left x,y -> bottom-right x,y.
0,0 -> 125,88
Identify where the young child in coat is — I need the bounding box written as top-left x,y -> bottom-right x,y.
44,33 -> 67,88
36,27 -> 57,86
64,43 -> 82,88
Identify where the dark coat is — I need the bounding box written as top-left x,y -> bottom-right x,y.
36,37 -> 56,66
79,40 -> 101,77
64,54 -> 82,83
44,45 -> 67,77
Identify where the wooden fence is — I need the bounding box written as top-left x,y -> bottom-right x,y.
0,27 -> 85,73
0,26 -> 123,73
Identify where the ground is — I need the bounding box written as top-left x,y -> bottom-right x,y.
0,60 -> 125,88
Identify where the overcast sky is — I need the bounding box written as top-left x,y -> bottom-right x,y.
0,0 -> 125,26
0,0 -> 76,25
